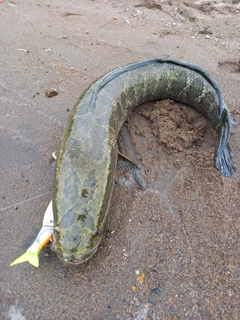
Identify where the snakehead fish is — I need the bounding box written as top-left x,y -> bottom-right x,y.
52,58 -> 234,266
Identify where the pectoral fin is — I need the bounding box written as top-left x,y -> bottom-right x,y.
116,152 -> 147,190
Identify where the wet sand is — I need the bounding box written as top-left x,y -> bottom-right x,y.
0,1 -> 239,319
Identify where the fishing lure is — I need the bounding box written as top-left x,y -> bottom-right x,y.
10,201 -> 54,267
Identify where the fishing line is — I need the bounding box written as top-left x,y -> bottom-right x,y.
0,191 -> 51,211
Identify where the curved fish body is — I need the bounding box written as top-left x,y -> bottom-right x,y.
53,58 -> 233,266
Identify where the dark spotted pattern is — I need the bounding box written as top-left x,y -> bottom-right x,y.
52,59 -> 233,266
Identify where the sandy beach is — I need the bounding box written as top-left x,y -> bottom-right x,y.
0,1 -> 239,319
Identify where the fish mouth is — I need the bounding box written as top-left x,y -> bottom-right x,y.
66,241 -> 100,266
71,259 -> 83,264
53,238 -> 101,266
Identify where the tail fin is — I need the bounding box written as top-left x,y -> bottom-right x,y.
215,145 -> 232,177
10,252 -> 39,268
214,109 -> 233,177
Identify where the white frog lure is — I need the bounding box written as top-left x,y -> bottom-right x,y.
10,201 -> 54,268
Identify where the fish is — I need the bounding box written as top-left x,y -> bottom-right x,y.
10,201 -> 54,268
52,58 -> 234,266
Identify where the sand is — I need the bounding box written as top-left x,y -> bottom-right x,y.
0,1 -> 239,319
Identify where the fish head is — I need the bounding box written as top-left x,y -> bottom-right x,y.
52,221 -> 102,266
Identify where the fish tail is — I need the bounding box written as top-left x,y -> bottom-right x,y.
214,108 -> 233,177
10,251 -> 40,268
215,144 -> 232,177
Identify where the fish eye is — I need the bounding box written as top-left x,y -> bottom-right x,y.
92,228 -> 98,236
56,247 -> 63,258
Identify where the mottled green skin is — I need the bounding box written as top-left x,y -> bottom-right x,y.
52,59 -> 232,266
